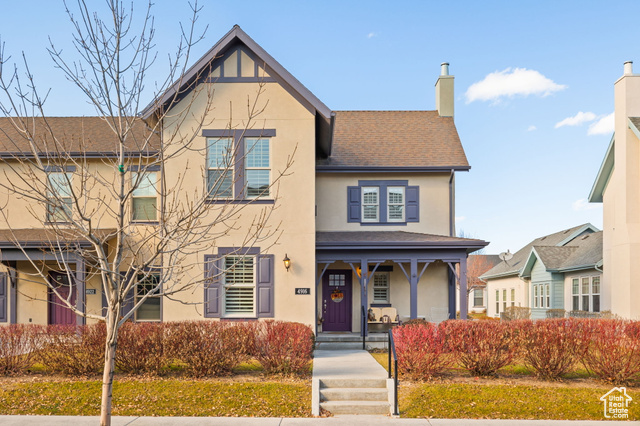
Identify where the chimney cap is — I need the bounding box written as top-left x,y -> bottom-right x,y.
440,62 -> 450,76
624,61 -> 633,75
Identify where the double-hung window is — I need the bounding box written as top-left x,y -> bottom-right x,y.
495,289 -> 500,314
510,288 -> 515,307
502,289 -> 507,311
245,138 -> 270,198
348,180 -> 419,225
533,285 -> 539,308
387,186 -> 405,222
47,172 -> 73,222
592,276 -> 600,312
362,187 -> 379,222
473,289 -> 483,307
572,278 -> 580,310
581,277 -> 590,312
373,273 -> 390,303
207,137 -> 234,198
132,172 -> 157,221
224,255 -> 255,316
135,273 -> 161,321
571,275 -> 600,312
546,284 -> 550,308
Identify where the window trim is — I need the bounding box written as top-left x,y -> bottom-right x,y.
46,171 -> 73,223
361,186 -> 380,223
372,272 -> 390,303
347,180 -> 418,225
131,171 -> 158,222
244,138 -> 271,199
473,288 -> 483,307
387,186 -> 405,223
134,272 -> 162,322
223,255 -> 257,317
571,275 -> 601,313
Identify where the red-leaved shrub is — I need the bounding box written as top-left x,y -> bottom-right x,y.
116,322 -> 167,375
393,322 -> 454,380
38,323 -> 106,375
443,320 -> 521,376
582,319 -> 640,385
254,321 -> 314,375
166,321 -> 253,377
0,324 -> 44,375
521,318 -> 589,380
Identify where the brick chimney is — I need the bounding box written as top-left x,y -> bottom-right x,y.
435,62 -> 454,117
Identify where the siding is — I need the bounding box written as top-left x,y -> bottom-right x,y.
531,258 -> 551,284
551,273 -> 564,309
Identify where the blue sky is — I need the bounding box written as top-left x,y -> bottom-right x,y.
1,1 -> 637,253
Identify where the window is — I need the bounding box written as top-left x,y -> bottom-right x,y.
572,278 -> 580,311
592,276 -> 600,312
546,284 -> 550,308
571,275 -> 600,312
495,289 -> 499,314
362,187 -> 379,222
387,186 -> 405,222
224,255 -> 255,315
373,273 -> 390,303
473,289 -> 483,307
582,277 -> 590,312
245,138 -> 270,198
47,172 -> 72,222
510,288 -> 515,307
502,289 -> 507,311
135,274 -> 161,321
534,285 -> 538,308
207,137 -> 234,198
132,172 -> 157,221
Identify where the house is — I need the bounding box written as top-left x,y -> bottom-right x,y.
456,254 -> 501,314
0,26 -> 487,333
589,61 -> 640,319
481,224 -> 604,319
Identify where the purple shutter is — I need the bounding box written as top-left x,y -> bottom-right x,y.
256,254 -> 274,318
204,258 -> 223,318
121,286 -> 135,319
347,186 -> 361,222
406,186 -> 419,222
0,273 -> 6,322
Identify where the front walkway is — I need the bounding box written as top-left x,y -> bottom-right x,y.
312,349 -> 388,380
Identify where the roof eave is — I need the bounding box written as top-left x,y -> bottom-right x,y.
588,133 -> 615,203
316,165 -> 471,173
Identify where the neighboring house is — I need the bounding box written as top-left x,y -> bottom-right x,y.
481,224 -> 604,319
0,26 -> 487,333
589,61 -> 640,319
455,254 -> 501,314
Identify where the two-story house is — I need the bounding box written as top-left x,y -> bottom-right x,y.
0,26 -> 486,334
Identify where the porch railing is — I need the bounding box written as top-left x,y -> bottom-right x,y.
388,328 -> 399,416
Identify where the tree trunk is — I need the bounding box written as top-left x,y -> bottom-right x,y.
100,307 -> 119,426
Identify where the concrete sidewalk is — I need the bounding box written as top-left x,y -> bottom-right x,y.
0,415 -> 631,425
312,349 -> 388,379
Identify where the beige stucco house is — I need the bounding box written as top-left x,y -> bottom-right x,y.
0,26 -> 486,334
589,61 -> 640,319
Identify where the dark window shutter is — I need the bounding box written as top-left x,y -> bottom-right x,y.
0,273 -> 6,322
406,186 -> 420,222
204,258 -> 223,318
347,186 -> 361,222
121,286 -> 135,319
256,254 -> 274,318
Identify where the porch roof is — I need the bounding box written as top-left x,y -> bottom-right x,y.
0,228 -> 116,249
316,231 -> 487,252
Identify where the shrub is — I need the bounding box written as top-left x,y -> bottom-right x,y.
443,320 -> 521,376
393,322 -> 455,380
116,322 -> 167,375
166,321 -> 253,377
0,324 -> 44,375
521,318 -> 589,380
38,323 -> 106,375
254,321 -> 314,376
582,319 -> 640,385
502,306 -> 531,320
401,318 -> 429,327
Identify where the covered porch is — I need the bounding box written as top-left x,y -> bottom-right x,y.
315,231 -> 488,336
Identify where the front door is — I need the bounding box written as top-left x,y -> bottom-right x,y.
48,272 -> 76,325
322,270 -> 352,332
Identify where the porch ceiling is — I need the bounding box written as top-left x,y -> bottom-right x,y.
316,231 -> 488,253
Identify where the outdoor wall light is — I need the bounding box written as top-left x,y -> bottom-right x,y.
283,254 -> 291,272
356,266 -> 362,277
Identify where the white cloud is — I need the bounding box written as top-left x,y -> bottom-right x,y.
572,198 -> 600,211
588,112 -> 615,135
555,111 -> 597,128
527,125 -> 537,132
367,32 -> 376,39
455,216 -> 466,222
465,68 -> 566,103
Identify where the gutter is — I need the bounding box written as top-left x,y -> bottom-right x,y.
449,169 -> 454,237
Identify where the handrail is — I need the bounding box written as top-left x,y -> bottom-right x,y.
361,306 -> 366,350
388,329 -> 399,416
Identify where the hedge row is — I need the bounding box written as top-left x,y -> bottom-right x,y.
0,320 -> 314,377
393,318 -> 640,385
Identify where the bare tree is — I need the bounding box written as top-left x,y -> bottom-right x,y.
0,1 -> 292,425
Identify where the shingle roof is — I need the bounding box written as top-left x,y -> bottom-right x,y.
555,231 -> 603,270
316,231 -> 487,252
0,117 -> 159,155
481,224 -> 597,279
532,246 -> 578,270
629,117 -> 640,130
0,228 -> 117,248
316,111 -> 469,169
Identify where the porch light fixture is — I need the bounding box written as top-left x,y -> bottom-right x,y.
356,266 -> 362,277
283,254 -> 291,272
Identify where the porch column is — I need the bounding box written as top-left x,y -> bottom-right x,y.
448,268 -> 456,320
410,258 -> 418,319
75,258 -> 86,326
361,259 -> 368,337
459,255 -> 468,320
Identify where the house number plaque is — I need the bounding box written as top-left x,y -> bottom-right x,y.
295,288 -> 310,295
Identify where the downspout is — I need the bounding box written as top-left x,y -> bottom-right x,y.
449,169 -> 455,237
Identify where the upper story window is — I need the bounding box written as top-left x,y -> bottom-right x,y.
347,180 -> 418,225
245,138 -> 270,198
47,171 -> 73,222
132,172 -> 158,222
207,137 -> 234,198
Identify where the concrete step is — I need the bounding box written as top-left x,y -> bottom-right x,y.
315,342 -> 365,350
321,387 -> 388,402
320,378 -> 387,389
320,400 -> 390,415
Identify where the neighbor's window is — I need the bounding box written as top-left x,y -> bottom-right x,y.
135,274 -> 161,321
387,186 -> 405,222
224,256 -> 255,315
373,273 -> 390,303
362,187 -> 379,222
495,289 -> 499,314
572,278 -> 580,311
245,138 -> 270,198
592,276 -> 600,312
582,277 -> 590,312
502,289 -> 507,312
546,283 -> 550,309
132,172 -> 157,221
207,137 -> 233,198
510,288 -> 515,307
572,275 -> 600,312
534,285 -> 538,308
473,288 -> 483,307
47,172 -> 73,222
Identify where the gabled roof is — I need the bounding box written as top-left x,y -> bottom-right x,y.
481,223 -> 599,280
140,25 -> 332,122
315,111 -> 469,170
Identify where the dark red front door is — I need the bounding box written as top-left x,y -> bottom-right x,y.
322,270 -> 352,332
48,272 -> 76,325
